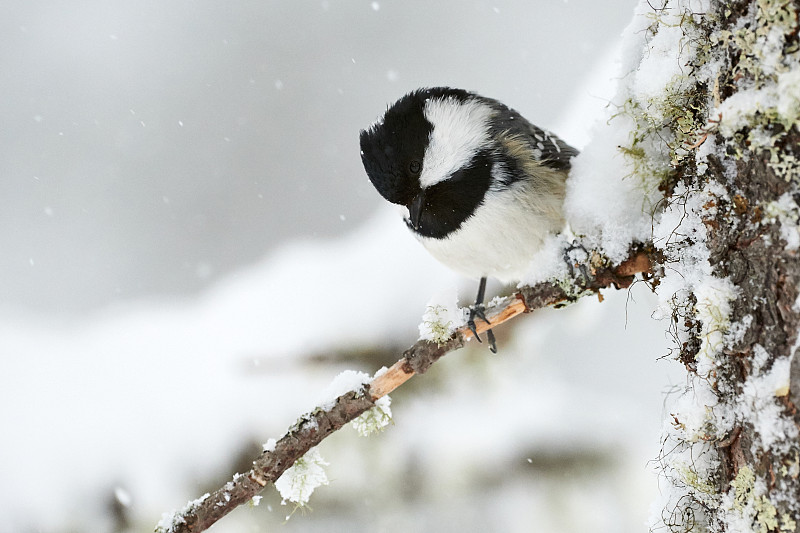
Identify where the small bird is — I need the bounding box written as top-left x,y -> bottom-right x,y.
360,87 -> 578,351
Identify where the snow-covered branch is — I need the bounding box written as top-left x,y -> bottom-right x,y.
155,245 -> 654,533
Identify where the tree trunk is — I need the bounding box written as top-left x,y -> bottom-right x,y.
644,0 -> 800,530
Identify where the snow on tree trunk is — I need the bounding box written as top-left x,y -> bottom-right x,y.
614,0 -> 800,530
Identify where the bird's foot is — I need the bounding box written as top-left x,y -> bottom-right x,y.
467,303 -> 497,353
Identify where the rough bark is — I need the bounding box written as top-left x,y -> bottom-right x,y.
698,141 -> 800,530
652,0 -> 800,530
709,136 -> 800,470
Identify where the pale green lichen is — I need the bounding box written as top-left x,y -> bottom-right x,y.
784,450 -> 800,478
678,464 -> 718,496
714,0 -> 799,81
716,72 -> 800,168
781,513 -> 798,532
421,304 -> 454,345
756,502 -> 779,533
694,279 -> 737,364
728,465 -> 783,533
616,9 -> 709,189
768,152 -> 800,183
274,448 -> 329,509
351,395 -> 392,436
711,0 -> 800,168
616,117 -> 675,189
731,465 -> 756,509
555,274 -> 595,302
419,295 -> 466,346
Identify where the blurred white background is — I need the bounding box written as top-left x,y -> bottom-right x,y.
0,1 -> 684,533
3,0 -> 635,316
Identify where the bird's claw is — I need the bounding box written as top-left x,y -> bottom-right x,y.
468,303 -> 497,353
486,329 -> 497,354
467,317 -> 480,341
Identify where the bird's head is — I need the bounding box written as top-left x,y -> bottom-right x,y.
360,87 -> 495,239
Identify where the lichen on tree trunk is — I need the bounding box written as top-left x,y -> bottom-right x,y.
642,0 -> 800,530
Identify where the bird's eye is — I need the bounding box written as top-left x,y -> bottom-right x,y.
408,160 -> 422,175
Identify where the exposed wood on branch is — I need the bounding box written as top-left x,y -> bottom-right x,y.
157,247 -> 653,533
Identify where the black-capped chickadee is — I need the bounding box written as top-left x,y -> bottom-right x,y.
360,87 -> 578,351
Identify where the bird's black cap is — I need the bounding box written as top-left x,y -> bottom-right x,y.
359,87 -> 472,206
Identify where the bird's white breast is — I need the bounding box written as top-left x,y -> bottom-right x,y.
413,179 -> 565,283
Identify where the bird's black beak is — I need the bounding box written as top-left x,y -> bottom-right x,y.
408,193 -> 425,230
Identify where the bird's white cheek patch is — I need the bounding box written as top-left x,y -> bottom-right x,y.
420,97 -> 493,188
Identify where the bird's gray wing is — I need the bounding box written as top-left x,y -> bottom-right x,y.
487,101 -> 579,171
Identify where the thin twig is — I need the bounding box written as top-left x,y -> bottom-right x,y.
157,248 -> 653,533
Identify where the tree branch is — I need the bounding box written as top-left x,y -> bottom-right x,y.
156,246 -> 654,533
